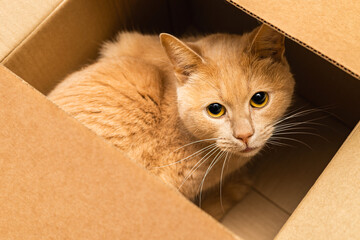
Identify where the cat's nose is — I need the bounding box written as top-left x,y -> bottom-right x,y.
234,132 -> 253,144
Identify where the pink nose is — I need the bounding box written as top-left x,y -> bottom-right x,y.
234,132 -> 253,144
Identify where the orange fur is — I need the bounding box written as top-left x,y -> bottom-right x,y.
48,25 -> 295,219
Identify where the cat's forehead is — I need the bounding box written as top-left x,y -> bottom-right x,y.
216,65 -> 252,105
199,34 -> 249,60
211,56 -> 261,88
193,34 -> 292,103
199,58 -> 288,106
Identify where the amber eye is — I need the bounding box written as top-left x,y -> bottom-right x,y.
250,92 -> 269,108
207,103 -> 226,118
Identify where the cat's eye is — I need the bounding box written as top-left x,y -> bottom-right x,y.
207,103 -> 226,118
250,92 -> 269,108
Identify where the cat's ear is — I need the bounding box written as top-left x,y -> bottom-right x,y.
249,24 -> 285,62
160,33 -> 204,84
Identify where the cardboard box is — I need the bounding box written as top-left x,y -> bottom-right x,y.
0,0 -> 359,239
0,0 -> 63,60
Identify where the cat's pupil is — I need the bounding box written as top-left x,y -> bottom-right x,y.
208,103 -> 223,114
251,92 -> 266,104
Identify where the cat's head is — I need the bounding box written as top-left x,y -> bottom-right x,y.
160,24 -> 295,157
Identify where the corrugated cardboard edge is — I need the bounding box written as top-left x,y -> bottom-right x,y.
226,0 -> 360,80
275,122 -> 360,239
0,64 -> 240,240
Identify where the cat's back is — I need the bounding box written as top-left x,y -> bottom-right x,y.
48,45 -> 166,155
49,32 -> 167,122
100,32 -> 169,67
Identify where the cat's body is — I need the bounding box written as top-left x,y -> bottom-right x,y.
48,25 -> 295,219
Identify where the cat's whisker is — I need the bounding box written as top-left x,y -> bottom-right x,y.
273,108 -> 329,126
285,107 -> 330,118
171,138 -> 220,153
283,106 -> 325,118
282,106 -> 308,116
275,122 -> 317,129
198,150 -> 222,207
198,150 -> 226,208
275,118 -> 327,129
266,140 -> 293,148
270,136 -> 312,149
274,131 -> 319,136
178,146 -> 219,189
271,114 -> 329,145
220,151 -> 229,213
271,112 -> 331,145
272,131 -> 328,142
154,143 -> 217,168
281,105 -> 332,120
273,126 -> 316,132
273,128 -> 317,136
274,120 -> 327,133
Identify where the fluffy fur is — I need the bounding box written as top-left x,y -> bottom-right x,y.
48,24 -> 295,219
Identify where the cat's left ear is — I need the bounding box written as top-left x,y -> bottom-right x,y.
160,33 -> 205,85
249,24 -> 285,62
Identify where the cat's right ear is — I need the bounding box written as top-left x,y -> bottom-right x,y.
249,24 -> 285,62
160,33 -> 204,85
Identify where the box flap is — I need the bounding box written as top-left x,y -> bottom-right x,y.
275,122 -> 360,239
0,65 -> 239,240
0,0 -> 63,61
227,0 -> 360,80
1,0 -> 123,95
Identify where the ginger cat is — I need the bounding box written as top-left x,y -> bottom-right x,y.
48,24 -> 295,220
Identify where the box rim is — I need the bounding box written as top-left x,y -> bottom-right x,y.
226,0 -> 360,80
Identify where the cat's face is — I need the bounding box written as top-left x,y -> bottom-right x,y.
161,25 -> 295,157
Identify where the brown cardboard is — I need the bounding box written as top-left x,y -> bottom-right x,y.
2,0 -> 122,94
276,122 -> 360,239
222,190 -> 289,240
227,0 -> 360,80
0,65 -> 238,240
0,0 -> 359,239
0,0 -> 62,60
2,0 -> 172,95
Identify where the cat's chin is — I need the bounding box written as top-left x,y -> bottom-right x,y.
238,148 -> 260,157
222,146 -> 261,158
